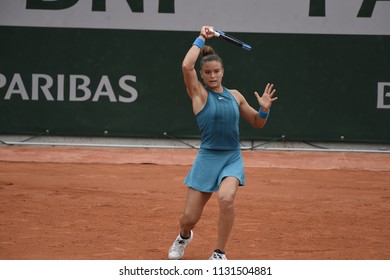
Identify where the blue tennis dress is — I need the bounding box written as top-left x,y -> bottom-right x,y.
184,87 -> 245,192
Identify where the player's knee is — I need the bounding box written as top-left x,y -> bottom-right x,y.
218,195 -> 235,212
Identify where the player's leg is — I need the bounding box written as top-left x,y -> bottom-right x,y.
211,176 -> 239,259
180,187 -> 212,237
168,187 -> 212,260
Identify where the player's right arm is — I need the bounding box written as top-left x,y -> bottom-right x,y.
182,27 -> 213,115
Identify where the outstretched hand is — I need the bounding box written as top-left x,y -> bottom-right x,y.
254,83 -> 278,110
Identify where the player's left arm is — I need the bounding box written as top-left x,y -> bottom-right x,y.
233,83 -> 278,128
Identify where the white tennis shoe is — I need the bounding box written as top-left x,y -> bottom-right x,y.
209,250 -> 227,260
168,231 -> 193,260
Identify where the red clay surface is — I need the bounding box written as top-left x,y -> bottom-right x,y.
0,146 -> 389,260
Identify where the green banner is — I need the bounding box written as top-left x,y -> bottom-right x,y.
0,26 -> 389,143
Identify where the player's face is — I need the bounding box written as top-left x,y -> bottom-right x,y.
200,61 -> 224,91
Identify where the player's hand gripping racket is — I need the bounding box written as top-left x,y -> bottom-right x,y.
206,27 -> 252,51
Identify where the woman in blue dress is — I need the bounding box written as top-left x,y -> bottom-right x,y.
168,25 -> 278,260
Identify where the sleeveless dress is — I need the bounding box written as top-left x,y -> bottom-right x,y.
184,87 -> 245,192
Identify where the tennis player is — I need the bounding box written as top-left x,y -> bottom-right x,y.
168,25 -> 278,260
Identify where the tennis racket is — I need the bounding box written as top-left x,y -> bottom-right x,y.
206,28 -> 252,51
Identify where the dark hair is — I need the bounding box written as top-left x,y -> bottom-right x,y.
199,45 -> 223,69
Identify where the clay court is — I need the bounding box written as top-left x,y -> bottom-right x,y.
0,146 -> 389,260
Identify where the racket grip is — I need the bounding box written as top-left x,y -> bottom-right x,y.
207,27 -> 220,37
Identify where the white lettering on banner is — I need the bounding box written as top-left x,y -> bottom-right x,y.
0,0 -> 389,35
377,82 -> 390,109
57,74 -> 64,101
70,75 -> 91,101
4,74 -> 29,100
93,75 -> 116,102
0,74 -> 6,88
0,73 -> 138,103
32,74 -> 54,101
119,75 -> 138,103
